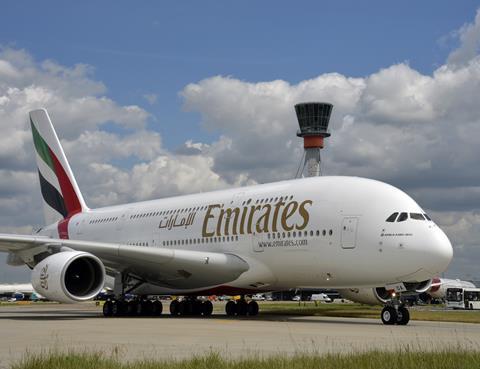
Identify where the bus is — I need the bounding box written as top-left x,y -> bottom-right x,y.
446,287 -> 480,310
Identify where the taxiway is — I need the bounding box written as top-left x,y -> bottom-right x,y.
0,303 -> 478,367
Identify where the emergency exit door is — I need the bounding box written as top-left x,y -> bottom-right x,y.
341,217 -> 358,249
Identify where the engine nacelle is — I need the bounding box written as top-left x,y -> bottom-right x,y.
32,251 -> 105,304
338,279 -> 433,305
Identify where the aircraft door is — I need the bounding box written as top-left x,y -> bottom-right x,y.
341,217 -> 358,249
252,231 -> 265,252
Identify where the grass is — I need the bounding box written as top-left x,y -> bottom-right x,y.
11,349 -> 480,369
256,302 -> 480,324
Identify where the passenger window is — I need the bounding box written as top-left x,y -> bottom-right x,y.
386,212 -> 399,222
397,212 -> 408,222
410,213 -> 425,220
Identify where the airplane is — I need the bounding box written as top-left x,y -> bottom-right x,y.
338,277 -> 476,305
0,283 -> 35,300
0,109 -> 453,325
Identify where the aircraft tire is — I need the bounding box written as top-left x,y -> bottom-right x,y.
225,301 -> 236,316
111,301 -> 124,317
170,300 -> 180,316
381,306 -> 397,325
152,300 -> 163,316
248,301 -> 259,316
193,300 -> 203,315
236,300 -> 248,316
103,300 -> 113,317
397,306 -> 410,325
202,300 -> 213,316
126,300 -> 136,316
178,300 -> 187,316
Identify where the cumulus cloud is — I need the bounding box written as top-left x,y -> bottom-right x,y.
447,9 -> 480,68
3,10 -> 480,282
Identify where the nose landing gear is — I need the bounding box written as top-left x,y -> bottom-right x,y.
381,298 -> 410,325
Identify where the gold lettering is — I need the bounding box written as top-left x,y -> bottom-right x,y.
272,200 -> 285,232
296,200 -> 312,230
218,207 -> 240,236
281,201 -> 298,231
239,206 -> 249,235
247,205 -> 262,234
256,204 -> 272,233
202,204 -> 221,237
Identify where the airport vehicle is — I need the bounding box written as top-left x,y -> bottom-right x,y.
446,287 -> 480,310
311,293 -> 332,303
338,277 -> 475,306
0,109 -> 453,324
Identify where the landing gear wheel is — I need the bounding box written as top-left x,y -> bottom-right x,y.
225,301 -> 236,316
397,306 -> 410,325
178,300 -> 187,316
152,300 -> 163,316
247,301 -> 259,316
126,300 -> 136,316
202,300 -> 213,316
193,300 -> 203,315
111,301 -> 123,317
170,300 -> 180,316
236,300 -> 248,316
381,306 -> 397,325
103,300 -> 113,317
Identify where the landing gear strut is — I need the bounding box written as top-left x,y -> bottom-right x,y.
381,297 -> 410,325
225,298 -> 259,316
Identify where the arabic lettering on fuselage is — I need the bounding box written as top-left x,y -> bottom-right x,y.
158,199 -> 313,237
158,212 -> 196,230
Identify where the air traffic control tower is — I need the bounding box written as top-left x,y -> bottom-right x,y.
295,102 -> 333,177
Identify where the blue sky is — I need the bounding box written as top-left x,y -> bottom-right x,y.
2,1 -> 477,149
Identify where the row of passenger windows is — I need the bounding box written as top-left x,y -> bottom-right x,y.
163,235 -> 240,247
267,229 -> 333,239
242,195 -> 294,206
385,212 -> 432,223
129,205 -> 216,220
89,217 -> 118,224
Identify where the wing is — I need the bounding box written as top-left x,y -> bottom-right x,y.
0,233 -> 249,290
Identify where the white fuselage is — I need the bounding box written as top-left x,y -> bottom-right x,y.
40,176 -> 453,295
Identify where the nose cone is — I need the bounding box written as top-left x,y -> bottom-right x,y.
427,227 -> 453,275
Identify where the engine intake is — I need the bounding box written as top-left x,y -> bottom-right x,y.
32,251 -> 105,303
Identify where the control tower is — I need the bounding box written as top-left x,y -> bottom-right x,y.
295,102 -> 333,177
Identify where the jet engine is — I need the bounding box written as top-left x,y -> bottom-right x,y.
338,279 -> 433,305
31,251 -> 105,303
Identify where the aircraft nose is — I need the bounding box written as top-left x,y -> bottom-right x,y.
427,227 -> 453,275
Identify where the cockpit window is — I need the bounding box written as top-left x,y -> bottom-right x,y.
386,212 -> 399,222
423,213 -> 432,221
397,212 -> 408,222
410,213 -> 425,220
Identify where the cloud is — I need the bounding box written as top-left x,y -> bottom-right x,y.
447,9 -> 480,68
3,9 -> 480,282
143,93 -> 158,105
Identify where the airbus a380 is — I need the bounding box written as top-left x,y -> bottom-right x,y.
0,109 -> 453,325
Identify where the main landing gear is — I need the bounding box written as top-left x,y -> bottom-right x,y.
169,298 -> 213,317
225,298 -> 259,316
102,297 -> 214,318
103,298 -> 163,317
381,299 -> 410,325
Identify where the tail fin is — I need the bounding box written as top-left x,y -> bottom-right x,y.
29,109 -> 88,225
